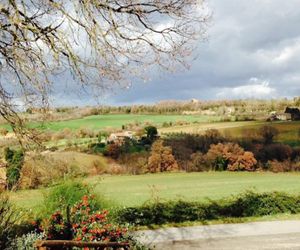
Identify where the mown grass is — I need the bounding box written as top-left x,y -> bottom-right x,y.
10,172 -> 300,212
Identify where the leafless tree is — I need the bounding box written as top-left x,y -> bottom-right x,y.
0,0 -> 210,146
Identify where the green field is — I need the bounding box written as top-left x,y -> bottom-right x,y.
10,172 -> 300,210
33,114 -> 218,131
160,121 -> 300,145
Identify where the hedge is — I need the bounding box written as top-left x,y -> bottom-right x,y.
117,191 -> 300,226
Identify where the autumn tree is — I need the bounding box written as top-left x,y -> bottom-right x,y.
188,152 -> 208,172
259,126 -> 279,144
148,139 -> 178,173
0,0 -> 210,145
206,143 -> 257,171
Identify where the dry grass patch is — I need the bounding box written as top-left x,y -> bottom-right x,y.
20,151 -> 109,189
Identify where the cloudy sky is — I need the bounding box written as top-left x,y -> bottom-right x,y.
54,0 -> 300,106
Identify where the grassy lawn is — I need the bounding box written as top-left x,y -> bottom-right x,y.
10,172 -> 300,211
29,114 -> 219,131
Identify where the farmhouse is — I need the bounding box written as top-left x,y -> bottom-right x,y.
107,131 -> 134,144
268,111 -> 291,121
284,107 -> 300,121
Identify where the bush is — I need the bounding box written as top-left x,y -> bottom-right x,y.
76,128 -> 95,138
0,194 -> 20,249
103,143 -> 122,159
268,160 -> 300,172
117,191 -> 300,226
188,152 -> 210,172
5,148 -> 24,189
8,232 -> 45,250
118,152 -> 149,175
89,142 -> 106,154
39,195 -> 148,249
41,180 -> 110,217
256,143 -> 293,163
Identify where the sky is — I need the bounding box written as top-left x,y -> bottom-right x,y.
53,0 -> 300,106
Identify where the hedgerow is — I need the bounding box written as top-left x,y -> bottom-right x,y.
117,191 -> 300,226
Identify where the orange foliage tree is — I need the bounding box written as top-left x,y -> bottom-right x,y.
147,140 -> 178,173
206,143 -> 257,171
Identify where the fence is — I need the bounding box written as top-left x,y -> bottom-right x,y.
35,240 -> 130,250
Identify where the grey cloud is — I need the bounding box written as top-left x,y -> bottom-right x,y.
53,0 -> 300,105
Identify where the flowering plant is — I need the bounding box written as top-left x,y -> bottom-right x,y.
70,195 -> 128,243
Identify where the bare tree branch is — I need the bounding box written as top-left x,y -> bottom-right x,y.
0,0 -> 211,146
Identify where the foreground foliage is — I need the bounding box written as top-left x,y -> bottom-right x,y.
39,195 -> 147,249
0,194 -> 20,249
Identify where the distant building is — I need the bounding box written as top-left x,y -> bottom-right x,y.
277,113 -> 291,121
190,98 -> 199,103
284,107 -> 300,121
268,111 -> 291,121
107,131 -> 134,144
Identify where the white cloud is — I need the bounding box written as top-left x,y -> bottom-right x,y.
216,78 -> 277,99
273,39 -> 300,64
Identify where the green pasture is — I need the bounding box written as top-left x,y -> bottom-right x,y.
32,114 -> 219,131
222,121 -> 300,146
10,172 -> 300,211
160,121 -> 300,146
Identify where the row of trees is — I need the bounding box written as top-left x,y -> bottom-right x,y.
22,98 -> 300,120
114,125 -> 300,174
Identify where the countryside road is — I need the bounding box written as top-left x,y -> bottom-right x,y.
136,220 -> 300,250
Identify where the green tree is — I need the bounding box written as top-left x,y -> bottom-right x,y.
144,126 -> 158,142
5,148 -> 24,190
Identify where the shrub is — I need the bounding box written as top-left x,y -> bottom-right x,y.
5,148 -> 24,189
227,151 -> 257,171
118,152 -> 149,175
41,180 -> 109,217
267,160 -> 300,172
268,160 -> 291,173
89,142 -> 106,154
76,128 -> 94,138
0,194 -> 20,249
8,232 -> 45,250
188,152 -> 210,172
117,191 -> 300,226
103,143 -> 121,159
40,195 -> 148,249
256,143 -> 293,163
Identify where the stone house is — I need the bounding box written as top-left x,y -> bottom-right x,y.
107,131 -> 134,145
